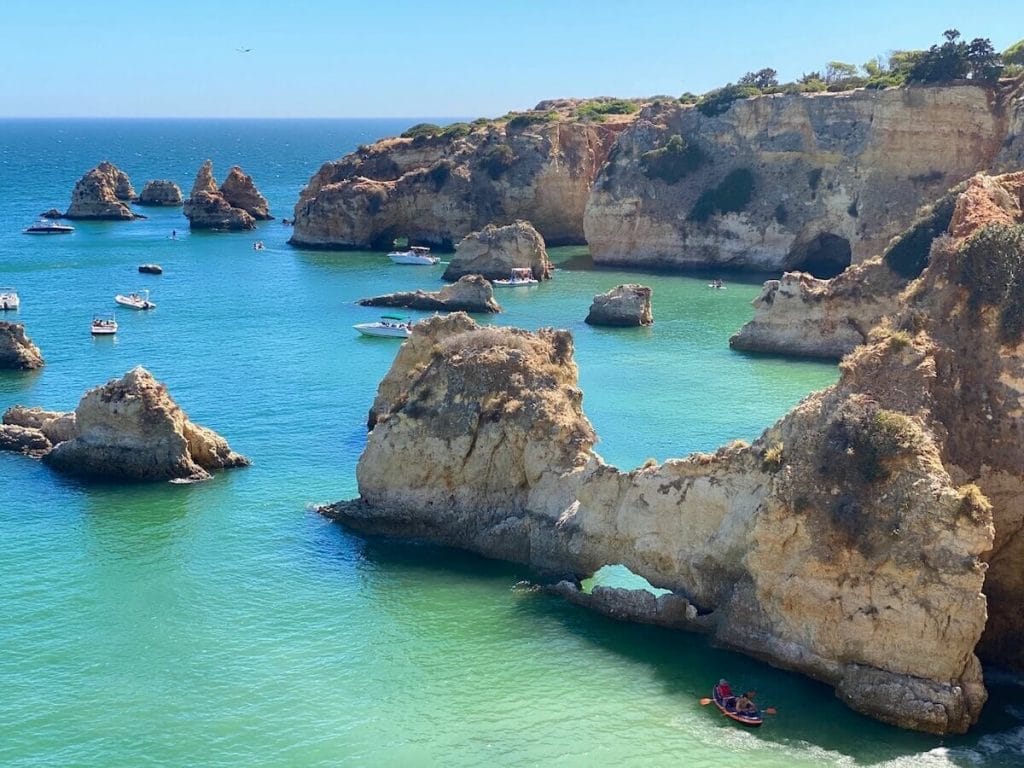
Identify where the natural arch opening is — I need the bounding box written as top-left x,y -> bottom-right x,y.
786,233 -> 852,278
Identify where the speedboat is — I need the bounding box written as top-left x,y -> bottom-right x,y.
114,289 -> 156,310
24,219 -> 74,234
91,316 -> 118,335
354,315 -> 413,338
388,245 -> 438,265
493,268 -> 539,286
0,288 -> 20,311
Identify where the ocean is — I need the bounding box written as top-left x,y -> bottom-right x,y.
0,119 -> 1020,767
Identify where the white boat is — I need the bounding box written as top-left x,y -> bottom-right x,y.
493,268 -> 539,286
91,316 -> 118,335
114,289 -> 156,310
0,288 -> 20,310
24,219 -> 74,234
388,245 -> 438,265
354,315 -> 413,338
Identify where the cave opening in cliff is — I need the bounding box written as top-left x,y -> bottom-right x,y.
786,233 -> 852,279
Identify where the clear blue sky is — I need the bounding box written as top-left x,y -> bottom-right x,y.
1,0 -> 1021,118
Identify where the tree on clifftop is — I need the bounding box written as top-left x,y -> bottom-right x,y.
908,29 -> 1002,83
739,68 -> 779,90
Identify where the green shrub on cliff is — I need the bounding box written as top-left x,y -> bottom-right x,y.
401,123 -> 442,139
689,168 -> 754,222
505,111 -> 559,130
440,122 -> 473,139
1005,38 -> 1024,66
576,99 -> 639,122
640,134 -> 706,184
481,144 -> 515,180
956,223 -> 1024,341
883,190 -> 959,278
826,402 -> 923,484
696,83 -> 761,116
908,29 -> 1002,83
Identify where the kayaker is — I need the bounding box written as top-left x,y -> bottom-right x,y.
736,691 -> 757,714
715,679 -> 734,703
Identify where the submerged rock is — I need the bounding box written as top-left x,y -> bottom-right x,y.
65,161 -> 138,220
584,284 -> 653,327
32,366 -> 250,481
0,322 -> 44,370
137,179 -> 183,206
442,221 -> 551,282
359,274 -> 501,313
183,160 -> 257,230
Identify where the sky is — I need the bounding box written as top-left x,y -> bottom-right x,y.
1,0 -> 1022,118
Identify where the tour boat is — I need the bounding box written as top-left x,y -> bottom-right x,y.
493,268 -> 539,286
91,316 -> 118,335
0,288 -> 20,311
711,686 -> 763,727
388,245 -> 438,265
354,315 -> 413,338
114,289 -> 156,310
23,219 -> 74,234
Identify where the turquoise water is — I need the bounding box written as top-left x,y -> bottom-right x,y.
1,120 -> 1021,767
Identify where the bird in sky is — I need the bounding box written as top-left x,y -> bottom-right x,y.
236,47 -> 252,53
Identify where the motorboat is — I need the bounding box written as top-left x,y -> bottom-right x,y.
24,219 -> 74,234
388,245 -> 438,265
114,289 -> 156,310
493,268 -> 539,286
91,316 -> 118,335
0,288 -> 20,311
138,264 -> 163,274
354,315 -> 413,338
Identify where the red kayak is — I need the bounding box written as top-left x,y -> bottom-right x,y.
712,688 -> 763,727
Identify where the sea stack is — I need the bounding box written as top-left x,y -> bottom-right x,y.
30,366 -> 251,481
359,274 -> 501,313
220,166 -> 272,220
138,180 -> 184,206
443,220 -> 552,281
0,322 -> 44,370
183,160 -> 267,230
584,284 -> 653,326
64,161 -> 138,220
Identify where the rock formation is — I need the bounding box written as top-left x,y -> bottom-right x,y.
322,176 -> 1024,734
0,367 -> 249,481
0,322 -> 44,370
219,166 -> 272,220
359,274 -> 501,313
584,284 -> 653,327
585,85 -> 1013,273
64,161 -> 138,220
40,208 -> 63,219
137,180 -> 183,206
442,220 -> 552,282
289,104 -> 632,249
183,160 -> 257,230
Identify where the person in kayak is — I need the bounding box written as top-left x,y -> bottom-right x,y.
715,679 -> 735,706
736,691 -> 757,714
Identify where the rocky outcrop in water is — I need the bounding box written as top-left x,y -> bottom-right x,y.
183,160 -> 260,230
65,161 -> 138,220
442,220 -> 551,282
322,176 -> 1024,734
220,166 -> 272,220
290,104 -> 631,249
0,322 -> 44,370
584,284 -> 653,327
137,180 -> 183,206
359,274 -> 501,313
0,367 -> 249,481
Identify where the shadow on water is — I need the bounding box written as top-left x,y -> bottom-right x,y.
332,531 -> 1024,767
0,368 -> 43,395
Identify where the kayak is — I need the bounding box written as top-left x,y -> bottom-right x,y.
712,688 -> 763,727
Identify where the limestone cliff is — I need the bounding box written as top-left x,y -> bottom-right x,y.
220,166 -> 272,220
584,284 -> 653,327
585,85 -> 1011,273
290,105 -> 631,249
0,322 -> 44,369
138,180 -> 183,206
359,274 -> 501,313
442,220 -> 551,281
65,161 -> 138,220
183,160 -> 258,230
323,178 -> 1024,733
0,367 -> 249,481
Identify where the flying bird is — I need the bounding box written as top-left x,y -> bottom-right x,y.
236,47 -> 252,53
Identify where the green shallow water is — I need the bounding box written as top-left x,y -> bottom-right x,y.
1,120 -> 1021,766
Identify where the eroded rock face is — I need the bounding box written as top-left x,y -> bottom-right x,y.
0,322 -> 44,369
442,220 -> 551,282
33,366 -> 250,481
137,180 -> 183,206
0,406 -> 74,456
322,178 -> 1024,734
584,284 -> 653,327
290,108 -> 629,249
183,160 -> 256,230
359,274 -> 500,313
585,85 -> 1010,272
65,161 -> 138,220
220,166 -> 272,220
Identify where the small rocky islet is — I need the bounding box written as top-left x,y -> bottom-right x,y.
7,49 -> 1024,736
